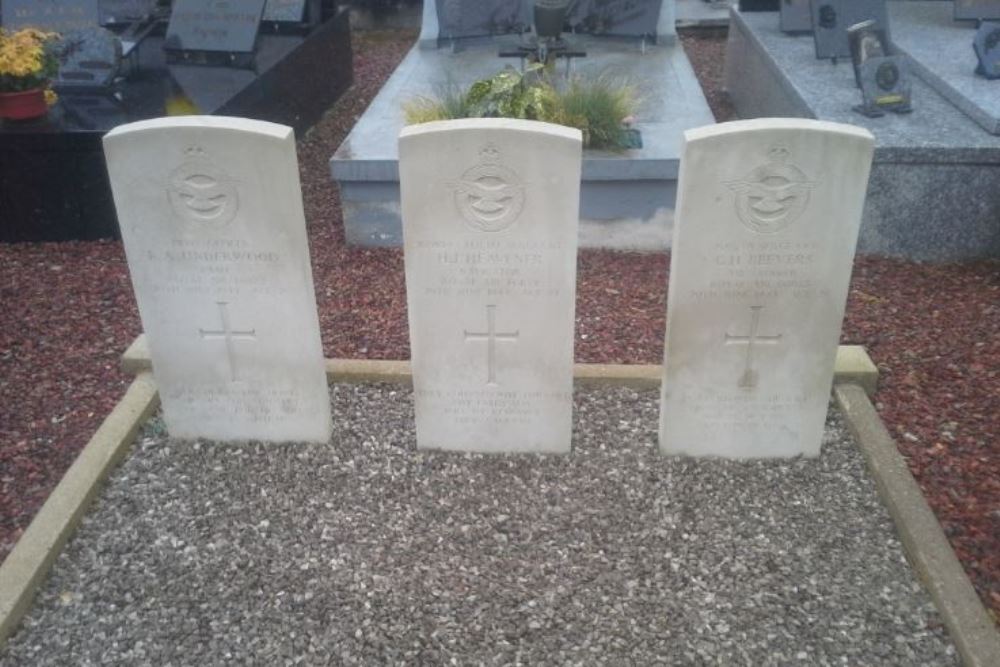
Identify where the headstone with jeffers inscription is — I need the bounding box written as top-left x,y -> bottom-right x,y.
400,119 -> 582,453
103,116 -> 332,443
659,118 -> 874,458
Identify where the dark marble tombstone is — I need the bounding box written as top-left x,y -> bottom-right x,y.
810,0 -> 888,60
974,20 -> 1000,79
99,0 -> 157,25
164,0 -> 267,54
955,0 -> 1000,21
0,7 -> 353,243
855,55 -> 913,117
780,0 -> 813,33
2,0 -> 100,32
566,0 -> 663,37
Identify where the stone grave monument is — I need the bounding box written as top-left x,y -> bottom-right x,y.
400,119 -> 582,453
659,118 -> 874,458
104,116 -> 332,443
724,2 -> 1000,261
332,0 -> 714,252
0,1 -> 352,244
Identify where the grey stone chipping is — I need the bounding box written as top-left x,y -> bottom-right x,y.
1,385 -> 957,666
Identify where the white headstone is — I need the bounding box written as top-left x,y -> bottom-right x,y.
659,119 -> 875,458
400,119 -> 582,453
104,116 -> 331,443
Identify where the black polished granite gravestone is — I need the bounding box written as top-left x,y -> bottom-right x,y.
2,0 -> 100,32
810,0 -> 888,60
955,0 -> 1000,21
0,9 -> 352,243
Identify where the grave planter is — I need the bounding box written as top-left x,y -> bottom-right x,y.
0,88 -> 48,121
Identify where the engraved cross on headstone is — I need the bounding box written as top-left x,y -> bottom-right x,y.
199,301 -> 257,382
464,304 -> 519,386
724,305 -> 782,389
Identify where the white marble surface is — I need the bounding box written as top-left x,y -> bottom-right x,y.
659,118 -> 874,458
104,116 -> 331,443
400,119 -> 582,453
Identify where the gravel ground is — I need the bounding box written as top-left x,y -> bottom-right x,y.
1,386 -> 957,666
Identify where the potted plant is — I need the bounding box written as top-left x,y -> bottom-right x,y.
0,28 -> 59,121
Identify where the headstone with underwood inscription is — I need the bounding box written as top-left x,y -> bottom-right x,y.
104,116 -> 332,443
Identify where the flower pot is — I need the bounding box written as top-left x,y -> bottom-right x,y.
0,88 -> 49,121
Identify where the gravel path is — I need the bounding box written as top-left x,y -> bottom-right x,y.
2,386 -> 957,666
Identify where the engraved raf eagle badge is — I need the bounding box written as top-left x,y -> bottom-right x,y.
448,144 -> 525,233
726,147 -> 817,234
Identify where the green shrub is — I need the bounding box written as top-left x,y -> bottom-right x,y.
402,66 -> 638,151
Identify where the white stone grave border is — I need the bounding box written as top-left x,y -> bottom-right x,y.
1,334 -> 997,665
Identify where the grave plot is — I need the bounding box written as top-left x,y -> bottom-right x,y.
724,3 -> 1000,261
0,384 -> 963,665
331,0 -> 715,251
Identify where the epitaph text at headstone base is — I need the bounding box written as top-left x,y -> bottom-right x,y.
659,119 -> 874,458
104,116 -> 332,443
400,119 -> 582,454
165,0 -> 267,53
3,0 -> 99,32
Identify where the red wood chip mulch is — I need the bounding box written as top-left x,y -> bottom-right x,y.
1,28 -> 997,625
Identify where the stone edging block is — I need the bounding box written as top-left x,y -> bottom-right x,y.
0,372 -> 160,649
835,383 -> 1000,667
122,335 -> 878,396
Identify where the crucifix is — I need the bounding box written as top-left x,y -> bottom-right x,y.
724,305 -> 782,389
198,301 -> 257,383
464,304 -> 519,386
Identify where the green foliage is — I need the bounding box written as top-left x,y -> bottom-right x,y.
556,75 -> 636,151
402,66 -> 638,150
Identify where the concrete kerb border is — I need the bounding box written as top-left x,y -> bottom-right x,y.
835,384 -> 1000,667
10,337 -> 993,660
0,372 -> 160,649
121,334 -> 879,395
